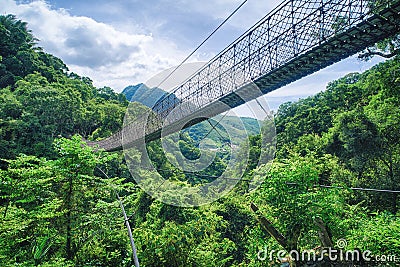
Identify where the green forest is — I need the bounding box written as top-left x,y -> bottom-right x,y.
1,14 -> 400,267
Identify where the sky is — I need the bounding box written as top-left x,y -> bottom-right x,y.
1,0 -> 385,109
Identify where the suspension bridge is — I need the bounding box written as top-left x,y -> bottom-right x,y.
88,0 -> 400,152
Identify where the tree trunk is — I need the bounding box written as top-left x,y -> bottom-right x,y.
314,217 -> 334,248
250,203 -> 288,250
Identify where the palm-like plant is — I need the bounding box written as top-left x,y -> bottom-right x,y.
0,14 -> 36,57
31,235 -> 53,266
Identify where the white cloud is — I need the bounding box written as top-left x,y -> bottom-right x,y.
1,0 -> 188,91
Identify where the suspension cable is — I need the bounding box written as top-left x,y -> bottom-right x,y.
155,0 -> 248,90
195,111 -> 230,146
96,167 -> 140,267
286,182 -> 400,194
318,184 -> 400,194
134,166 -> 400,193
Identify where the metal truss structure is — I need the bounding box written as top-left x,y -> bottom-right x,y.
89,0 -> 400,151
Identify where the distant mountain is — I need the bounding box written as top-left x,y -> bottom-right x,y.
121,83 -> 143,102
122,83 -> 170,108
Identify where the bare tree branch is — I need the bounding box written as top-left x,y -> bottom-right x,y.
359,48 -> 400,59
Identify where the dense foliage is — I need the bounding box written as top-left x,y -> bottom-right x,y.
0,15 -> 128,159
1,14 -> 399,267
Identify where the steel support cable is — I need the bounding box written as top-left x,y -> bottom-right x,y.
286,182 -> 400,194
154,0 -> 248,90
194,110 -> 230,147
318,184 -> 400,194
206,119 -> 226,141
136,165 -> 400,192
96,167 -> 140,267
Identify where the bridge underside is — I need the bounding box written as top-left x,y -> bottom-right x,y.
89,1 -> 400,152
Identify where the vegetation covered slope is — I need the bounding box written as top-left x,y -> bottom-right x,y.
275,59 -> 400,213
0,14 -> 128,159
